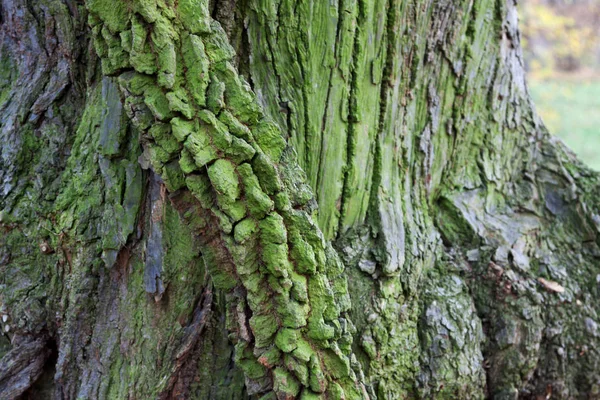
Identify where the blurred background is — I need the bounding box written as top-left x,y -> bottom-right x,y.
520,0 -> 600,170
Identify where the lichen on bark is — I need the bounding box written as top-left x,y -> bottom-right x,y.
1,0 -> 600,398
85,0 -> 369,398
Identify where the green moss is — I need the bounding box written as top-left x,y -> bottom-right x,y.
331,278 -> 351,313
307,276 -> 336,340
326,382 -> 345,399
170,117 -> 195,142
285,213 -> 327,268
292,338 -> 315,363
273,367 -> 301,398
284,354 -> 309,385
290,271 -> 308,303
146,142 -> 171,171
202,244 -> 237,288
269,275 -> 292,295
257,346 -> 282,368
219,110 -> 253,141
289,231 -> 317,275
129,15 -> 157,74
151,19 -> 177,88
274,192 -> 292,212
252,153 -> 283,195
203,23 -> 236,64
246,285 -> 271,312
277,299 -> 309,329
249,313 -> 279,348
234,218 -> 258,244
207,159 -> 240,200
308,355 -> 327,393
147,141 -> 170,165
87,0 -> 129,32
279,157 -> 314,209
238,270 -> 267,292
179,148 -> 198,173
185,174 -> 213,209
207,75 -> 226,113
92,25 -> 108,58
435,196 -> 478,246
85,2 -> 368,395
120,28 -> 132,51
124,97 -> 154,129
321,350 -> 350,379
184,129 -> 218,168
275,328 -> 300,353
216,194 -> 246,222
198,110 -> 232,150
235,344 -> 267,379
262,243 -> 292,278
166,89 -> 194,119
227,239 -> 260,277
238,163 -> 274,218
182,34 -> 210,107
259,213 -> 287,244
254,120 -> 286,162
101,26 -> 129,74
214,61 -> 262,124
177,0 -> 211,34
133,0 -> 160,23
143,85 -> 173,120
162,160 -> 186,191
300,390 -> 323,400
213,207 -> 233,234
157,46 -> 176,88
225,136 -> 256,164
118,71 -> 152,95
149,123 -> 179,154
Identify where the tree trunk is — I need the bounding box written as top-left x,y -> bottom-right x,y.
1,0 -> 599,398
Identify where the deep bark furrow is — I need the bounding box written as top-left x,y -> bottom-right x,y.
0,337 -> 50,399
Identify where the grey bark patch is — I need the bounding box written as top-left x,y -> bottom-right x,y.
418,270 -> 486,397
377,199 -> 406,275
98,77 -> 125,157
358,259 -> 376,275
145,173 -> 165,299
585,318 -> 598,337
544,189 -> 566,216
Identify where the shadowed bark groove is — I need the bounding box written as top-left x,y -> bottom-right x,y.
0,336 -> 51,399
0,0 -> 599,399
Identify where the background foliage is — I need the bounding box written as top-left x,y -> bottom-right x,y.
520,0 -> 600,170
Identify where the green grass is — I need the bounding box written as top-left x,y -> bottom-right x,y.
528,78 -> 600,171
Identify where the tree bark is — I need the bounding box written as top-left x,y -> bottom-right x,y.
0,0 -> 599,399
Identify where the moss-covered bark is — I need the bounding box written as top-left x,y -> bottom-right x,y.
1,0 -> 600,398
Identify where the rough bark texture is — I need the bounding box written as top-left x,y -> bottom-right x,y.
1,0 -> 599,399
